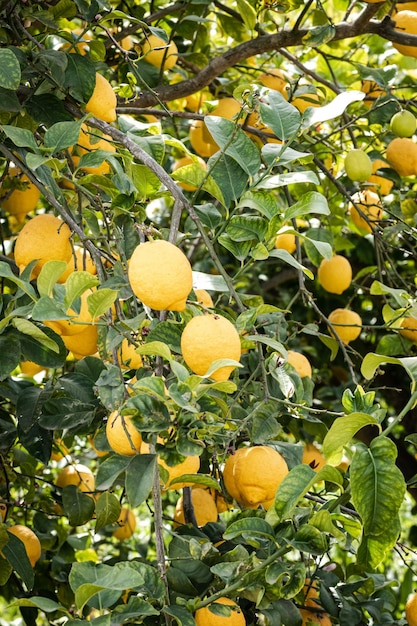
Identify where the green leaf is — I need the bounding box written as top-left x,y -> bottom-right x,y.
32,296 -> 68,321
125,454 -> 157,507
74,583 -> 106,612
302,90 -> 364,128
361,353 -> 417,392
208,153 -> 248,206
289,525 -> 329,555
87,288 -> 118,319
204,117 -> 261,176
95,455 -> 131,491
192,271 -> 229,292
44,119 -> 84,153
238,190 -> 282,219
11,597 -> 67,613
0,49 -> 21,90
163,605 -> 196,626
259,91 -> 301,140
322,412 -> 382,466
36,260 -> 68,296
95,491 -> 121,532
284,191 -> 330,220
12,318 -> 61,353
236,0 -> 256,30
135,340 -> 172,361
1,125 -> 39,151
269,249 -> 314,279
272,464 -> 318,522
2,531 -> 34,589
223,518 -> 276,542
258,171 -> 320,190
369,280 -> 410,308
62,485 -> 95,526
64,271 -> 99,310
351,437 -> 406,538
218,234 -> 252,261
0,332 -> 20,379
226,215 -> 268,242
0,261 -> 37,300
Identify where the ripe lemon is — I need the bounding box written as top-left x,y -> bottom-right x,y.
0,167 -> 40,222
328,308 -> 362,345
7,525 -> 41,567
61,27 -> 92,54
344,149 -> 372,182
361,80 -> 387,108
406,592 -> 417,626
159,454 -> 200,490
14,213 -> 72,277
299,609 -> 331,626
275,232 -> 296,253
113,507 -> 136,540
224,446 -> 288,509
367,159 -> 394,195
303,578 -> 320,607
392,11 -> 417,57
173,487 -> 218,527
194,289 -> 214,308
390,110 -> 417,137
20,361 -> 46,377
287,350 -> 312,378
62,324 -> 98,358
58,246 -> 96,283
393,1 -> 417,11
259,68 -> 290,100
106,411 -> 142,456
128,239 -> 193,312
349,190 -> 383,234
141,34 -> 178,69
56,463 -> 95,493
72,124 -> 116,175
50,438 -> 69,461
291,91 -> 321,113
189,120 -> 219,158
386,137 -> 417,176
399,316 -> 417,342
50,287 -> 96,336
317,255 -> 352,294
195,597 -> 246,626
302,443 -> 326,471
181,313 -> 242,382
85,72 -> 117,123
172,155 -> 207,191
119,338 -> 143,369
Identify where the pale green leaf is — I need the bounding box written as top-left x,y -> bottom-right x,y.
361,353 -> 417,392
12,318 -> 61,353
64,271 -> 99,310
257,171 -> 319,190
87,288 -> 118,319
136,341 -> 172,361
269,249 -> 314,279
236,0 -> 256,30
284,191 -> 330,220
322,412 -> 381,466
192,271 -> 229,292
37,260 -> 67,296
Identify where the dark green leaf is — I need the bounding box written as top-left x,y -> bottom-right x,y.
259,91 -> 301,141
126,454 -> 157,507
0,49 -> 21,90
226,215 -> 268,242
95,492 -> 121,532
204,117 -> 261,176
64,54 -> 96,102
95,455 -> 131,491
62,485 -> 95,526
224,517 -> 276,542
44,120 -> 84,153
0,332 -> 20,380
2,532 -> 34,590
1,125 -> 38,151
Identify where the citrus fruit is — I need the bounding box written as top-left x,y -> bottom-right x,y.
287,350 -> 312,378
390,110 -> 417,137
56,463 -> 95,493
299,609 -> 331,626
317,255 -> 352,294
106,411 -> 142,456
7,525 -> 41,567
141,34 -> 178,69
14,213 -> 72,277
50,287 -> 96,336
275,232 -> 297,253
259,68 -> 290,100
361,80 -> 387,108
173,487 -> 218,527
20,361 -> 46,377
113,507 -> 136,540
399,316 -> 417,342
349,190 -> 383,233
50,438 -> 69,461
58,246 -> 96,283
194,289 -> 214,308
85,72 -> 117,123
0,167 -> 40,222
328,308 -> 362,344
171,155 -> 207,191
367,159 -> 394,195
71,124 -> 116,175
159,454 -> 200,490
181,313 -> 242,382
392,11 -> 417,57
393,1 -> 417,11
61,27 -> 92,54
119,338 -> 143,369
224,446 -> 288,509
189,119 -> 219,157
128,239 -> 193,312
386,137 -> 417,176
344,149 -> 372,182
303,578 -> 320,607
302,443 -> 326,471
406,592 -> 417,626
62,324 -> 98,358
195,597 -> 246,626
291,91 -> 321,113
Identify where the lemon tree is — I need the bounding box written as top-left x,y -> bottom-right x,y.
2,1 -> 417,625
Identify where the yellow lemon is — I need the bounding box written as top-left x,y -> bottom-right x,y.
159,454 -> 200,490
172,155 -> 207,191
194,289 -> 214,308
349,190 -> 383,234
58,246 -> 96,284
275,232 -> 296,253
119,337 -> 143,369
386,137 -> 417,176
259,68 -> 290,100
128,239 -> 193,312
406,592 -> 417,626
361,80 -> 387,108
141,34 -> 178,69
85,72 -> 117,123
7,525 -> 41,567
392,11 -> 417,57
367,159 -> 394,195
317,255 -> 352,294
113,507 -> 136,540
106,411 -> 142,456
0,167 -> 40,222
302,443 -> 326,471
328,308 -> 362,345
291,91 -> 321,113
62,324 -> 98,358
181,313 -> 241,382
71,124 -> 116,175
20,361 -> 47,377
287,350 -> 312,378
195,597 -> 246,626
56,463 -> 95,493
173,487 -> 218,527
14,214 -> 72,277
299,609 -> 332,626
399,316 -> 417,342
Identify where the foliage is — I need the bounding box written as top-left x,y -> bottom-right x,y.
1,1 -> 417,625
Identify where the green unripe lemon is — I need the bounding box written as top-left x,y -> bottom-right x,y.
344,149 -> 372,182
390,110 -> 417,138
